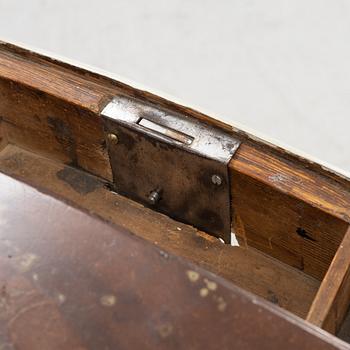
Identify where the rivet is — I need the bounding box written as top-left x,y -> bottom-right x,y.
107,133 -> 118,144
211,174 -> 222,186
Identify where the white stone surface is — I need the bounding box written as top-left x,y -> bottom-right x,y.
1,0 -> 349,171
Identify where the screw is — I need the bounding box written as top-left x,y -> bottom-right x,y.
211,174 -> 222,186
107,133 -> 118,144
148,189 -> 161,205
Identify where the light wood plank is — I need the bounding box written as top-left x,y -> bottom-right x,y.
307,227 -> 350,333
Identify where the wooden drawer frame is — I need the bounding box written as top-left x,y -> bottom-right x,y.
0,41 -> 350,346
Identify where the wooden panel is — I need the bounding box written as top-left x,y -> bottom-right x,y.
0,145 -> 320,319
231,144 -> 350,280
307,227 -> 350,334
0,42 -> 349,282
0,171 -> 346,350
231,143 -> 350,221
0,78 -> 112,180
0,45 -> 116,112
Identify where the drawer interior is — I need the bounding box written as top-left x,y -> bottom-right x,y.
0,145 -> 320,319
0,42 -> 350,341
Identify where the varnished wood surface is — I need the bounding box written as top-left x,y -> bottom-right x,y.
0,145 -> 320,319
0,42 -> 349,283
307,227 -> 350,334
1,171 -> 347,350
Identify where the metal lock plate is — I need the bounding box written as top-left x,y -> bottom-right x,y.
101,96 -> 240,242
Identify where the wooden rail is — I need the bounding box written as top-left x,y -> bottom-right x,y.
307,226 -> 350,334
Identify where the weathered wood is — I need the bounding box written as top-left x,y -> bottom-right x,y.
0,78 -> 112,180
307,227 -> 350,333
0,171 -> 347,350
0,145 -> 320,318
0,42 -> 349,282
231,143 -> 350,280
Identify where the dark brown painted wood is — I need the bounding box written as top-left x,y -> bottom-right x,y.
0,171 -> 348,350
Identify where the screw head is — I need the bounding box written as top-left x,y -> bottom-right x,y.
107,133 -> 118,144
211,174 -> 222,186
148,189 -> 161,205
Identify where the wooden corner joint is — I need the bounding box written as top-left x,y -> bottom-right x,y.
307,226 -> 350,334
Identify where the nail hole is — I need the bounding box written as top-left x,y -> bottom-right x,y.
296,227 -> 316,242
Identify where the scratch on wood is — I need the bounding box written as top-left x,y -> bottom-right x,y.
8,300 -> 52,328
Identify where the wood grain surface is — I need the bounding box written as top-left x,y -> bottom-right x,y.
1,42 -> 350,334
307,227 -> 350,334
0,44 -> 349,281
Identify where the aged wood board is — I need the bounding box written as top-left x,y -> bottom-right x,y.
0,41 -> 350,346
